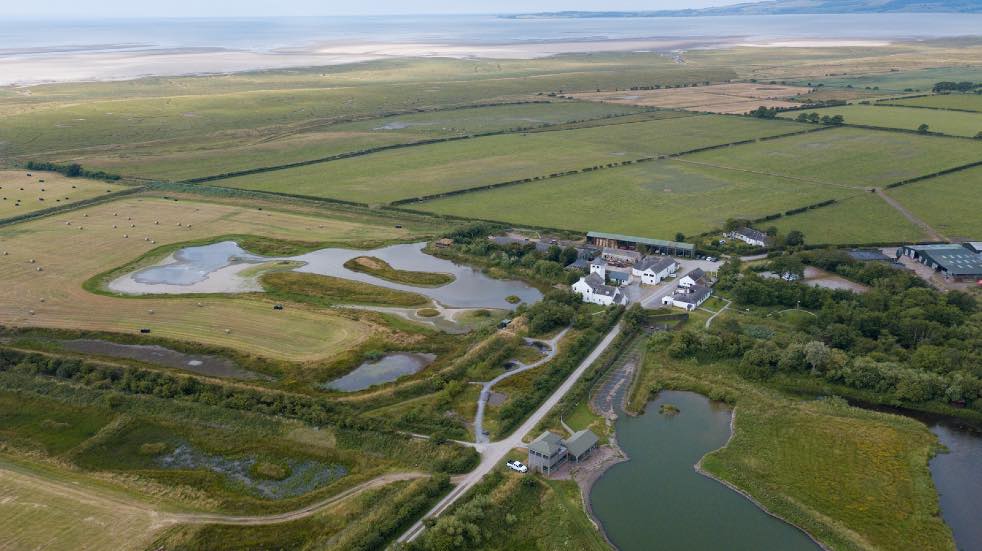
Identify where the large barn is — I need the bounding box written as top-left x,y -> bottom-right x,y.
899,243 -> 982,282
587,231 -> 694,257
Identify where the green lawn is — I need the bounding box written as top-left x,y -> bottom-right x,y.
686,127 -> 982,188
634,352 -> 954,551
777,104 -> 982,137
216,116 -> 812,204
887,166 -> 982,240
884,94 -> 982,113
418,159 -> 853,238
770,193 -> 929,244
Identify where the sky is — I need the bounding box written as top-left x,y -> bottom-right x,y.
2,0 -> 734,18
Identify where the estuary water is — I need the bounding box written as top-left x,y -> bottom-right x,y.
590,391 -> 818,551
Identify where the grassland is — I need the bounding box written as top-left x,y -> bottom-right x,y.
887,166 -> 982,240
262,272 -> 430,308
631,348 -> 954,551
884,94 -> 982,113
67,102 -> 644,182
777,104 -> 982,137
419,159 -> 853,238
216,115 -> 812,204
343,256 -> 454,286
571,82 -> 810,113
0,193 -> 447,361
792,66 -> 982,92
0,170 -> 127,219
770,193 -> 930,244
686,127 -> 982,188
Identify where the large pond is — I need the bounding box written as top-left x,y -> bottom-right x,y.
929,420 -> 982,551
59,339 -> 265,380
590,391 -> 819,551
109,241 -> 541,310
324,352 -> 436,392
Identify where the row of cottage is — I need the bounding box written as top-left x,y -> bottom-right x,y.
571,248 -> 712,311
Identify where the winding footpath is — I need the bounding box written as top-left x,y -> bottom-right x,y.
396,323 -> 623,545
473,328 -> 570,444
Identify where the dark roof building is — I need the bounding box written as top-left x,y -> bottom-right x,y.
847,249 -> 893,262
587,231 -> 694,257
900,244 -> 982,280
636,256 -> 677,273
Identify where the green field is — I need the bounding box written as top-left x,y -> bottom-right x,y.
419,159 -> 852,238
884,93 -> 982,113
778,104 -> 982,137
69,102 -> 646,182
769,193 -> 930,244
687,127 -> 982,188
216,116 -> 812,204
798,66 -> 982,92
888,166 -> 982,240
0,170 -> 127,219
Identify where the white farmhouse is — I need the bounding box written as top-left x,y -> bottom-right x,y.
678,268 -> 706,288
572,273 -> 625,306
632,256 -> 678,285
662,284 -> 712,311
726,227 -> 771,247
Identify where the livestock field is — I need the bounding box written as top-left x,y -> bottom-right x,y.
570,82 -> 811,113
68,101 -> 646,182
685,127 -> 982,188
797,66 -> 982,92
216,115 -> 812,204
418,159 -> 854,237
0,170 -> 127,219
769,193 -> 931,244
0,193 -> 443,361
777,104 -> 982,137
887,165 -> 982,240
883,93 -> 982,112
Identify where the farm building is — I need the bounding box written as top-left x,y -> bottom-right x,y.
602,247 -> 642,265
847,249 -> 894,262
678,268 -> 707,288
899,244 -> 982,281
726,227 -> 771,247
527,429 -> 599,474
662,284 -> 712,311
964,242 -> 982,254
565,258 -> 591,272
572,273 -> 625,306
587,231 -> 694,257
608,270 -> 631,286
590,258 -> 608,278
632,256 -> 678,285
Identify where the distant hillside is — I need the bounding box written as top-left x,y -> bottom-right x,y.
507,0 -> 982,17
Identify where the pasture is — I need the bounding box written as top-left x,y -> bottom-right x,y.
777,104 -> 982,137
798,66 -> 982,92
686,127 -> 982,188
216,115 -> 812,204
0,194 -> 438,361
570,83 -> 811,114
417,159 -> 853,238
68,102 -> 645,182
769,193 -> 930,244
884,94 -> 982,113
0,170 -> 127,219
888,166 -> 982,241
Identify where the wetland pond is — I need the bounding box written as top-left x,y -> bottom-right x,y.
60,339 -> 266,380
324,352 -> 436,392
109,241 -> 541,309
590,391 -> 818,551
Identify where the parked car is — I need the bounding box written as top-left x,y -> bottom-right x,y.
506,460 -> 528,473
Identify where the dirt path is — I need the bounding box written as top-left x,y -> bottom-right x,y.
671,158 -> 864,191
875,188 -> 947,242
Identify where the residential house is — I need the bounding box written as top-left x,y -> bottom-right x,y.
726,227 -> 770,247
572,273 -> 624,306
662,284 -> 712,311
632,256 -> 678,285
678,268 -> 706,288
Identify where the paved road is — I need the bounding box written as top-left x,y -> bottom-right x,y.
472,328 -> 569,444
396,323 -> 623,545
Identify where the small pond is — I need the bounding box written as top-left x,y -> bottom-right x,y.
60,339 -> 266,380
590,391 -> 819,551
324,352 -> 437,392
158,443 -> 347,499
110,241 -> 541,310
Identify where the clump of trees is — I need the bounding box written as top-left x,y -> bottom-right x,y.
933,81 -> 981,93
24,161 -> 121,181
795,112 -> 845,125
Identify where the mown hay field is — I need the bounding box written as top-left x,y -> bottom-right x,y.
887,166 -> 982,241
770,193 -> 930,244
777,104 -> 982,137
418,159 -> 854,238
0,194 -> 429,361
0,170 -> 127,219
68,102 -> 645,182
884,93 -> 982,113
686,127 -> 982,188
216,115 -> 812,204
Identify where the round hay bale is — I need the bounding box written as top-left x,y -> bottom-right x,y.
29,259 -> 35,263
148,309 -> 154,314
123,234 -> 128,238
36,266 -> 42,272
29,310 -> 35,315
224,329 -> 231,334
112,224 -> 117,229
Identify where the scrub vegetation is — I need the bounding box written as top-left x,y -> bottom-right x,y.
343,256 -> 455,286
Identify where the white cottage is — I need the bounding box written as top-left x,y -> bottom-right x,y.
572,273 -> 625,306
678,268 -> 706,288
662,284 -> 712,311
632,256 -> 678,285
